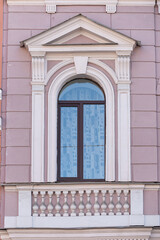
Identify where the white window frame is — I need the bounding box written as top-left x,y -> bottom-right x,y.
48,65 -> 115,182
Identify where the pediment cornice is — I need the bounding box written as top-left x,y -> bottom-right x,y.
21,15 -> 139,56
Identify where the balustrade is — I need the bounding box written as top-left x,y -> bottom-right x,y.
32,187 -> 130,217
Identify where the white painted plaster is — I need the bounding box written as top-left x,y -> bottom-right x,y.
131,189 -> 144,215
74,56 -> 88,74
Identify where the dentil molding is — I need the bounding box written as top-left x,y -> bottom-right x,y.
7,0 -> 155,14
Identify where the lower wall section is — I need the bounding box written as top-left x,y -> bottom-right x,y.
0,227 -> 155,240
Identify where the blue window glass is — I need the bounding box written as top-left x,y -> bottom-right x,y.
58,79 -> 105,181
59,79 -> 104,101
83,105 -> 105,179
60,107 -> 78,178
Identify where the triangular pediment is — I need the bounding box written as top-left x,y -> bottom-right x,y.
21,14 -> 139,52
43,28 -> 115,46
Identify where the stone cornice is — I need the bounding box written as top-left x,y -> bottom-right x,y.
7,0 -> 156,14
7,0 -> 155,5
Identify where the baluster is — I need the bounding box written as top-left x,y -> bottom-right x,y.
70,191 -> 76,217
123,190 -> 129,215
79,190 -> 84,216
86,190 -> 92,216
101,190 -> 107,216
33,191 -> 39,217
94,190 -> 100,216
55,191 -> 61,217
63,191 -> 69,217
48,191 -> 53,217
108,190 -> 114,216
40,191 -> 46,217
116,190 -> 122,215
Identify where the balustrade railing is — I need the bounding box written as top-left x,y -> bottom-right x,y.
5,183 -> 145,228
32,185 -> 130,217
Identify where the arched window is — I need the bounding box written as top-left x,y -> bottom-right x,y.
58,79 -> 105,182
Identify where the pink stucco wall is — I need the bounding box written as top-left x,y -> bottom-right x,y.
1,1 -> 160,222
1,2 -> 159,184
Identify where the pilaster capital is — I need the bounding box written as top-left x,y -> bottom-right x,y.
32,56 -> 46,84
116,53 -> 131,84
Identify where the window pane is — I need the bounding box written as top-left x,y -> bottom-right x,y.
59,79 -> 104,101
60,107 -> 77,178
83,104 -> 105,179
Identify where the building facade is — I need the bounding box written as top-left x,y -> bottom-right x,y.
1,0 -> 160,239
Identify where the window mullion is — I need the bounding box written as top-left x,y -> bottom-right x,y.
78,102 -> 83,181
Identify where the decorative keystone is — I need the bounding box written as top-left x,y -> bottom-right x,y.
74,56 -> 88,74
106,0 -> 118,13
45,0 -> 56,13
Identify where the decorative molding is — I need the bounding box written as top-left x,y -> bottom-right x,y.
32,188 -> 130,217
4,183 -> 146,191
23,15 -> 136,184
22,15 -> 137,51
106,0 -> 118,13
32,86 -> 45,182
1,228 -> 153,240
3,184 -> 148,229
0,230 -> 10,240
45,0 -> 56,13
48,66 -> 115,182
7,0 -> 155,9
89,58 -> 118,84
32,56 -> 46,82
117,83 -> 131,181
31,56 -> 46,182
74,56 -> 88,74
116,52 -> 131,181
116,54 -> 130,83
45,59 -> 73,84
